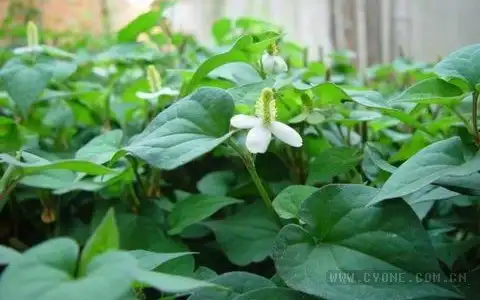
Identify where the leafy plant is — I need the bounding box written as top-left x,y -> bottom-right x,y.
0,7 -> 479,300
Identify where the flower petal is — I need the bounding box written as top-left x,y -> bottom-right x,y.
273,56 -> 288,73
270,121 -> 303,147
230,114 -> 261,129
246,126 -> 272,154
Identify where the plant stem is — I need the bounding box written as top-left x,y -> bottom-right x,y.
127,156 -> 146,199
447,106 -> 473,135
227,139 -> 281,225
472,90 -> 479,145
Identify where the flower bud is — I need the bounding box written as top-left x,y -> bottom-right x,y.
261,52 -> 288,74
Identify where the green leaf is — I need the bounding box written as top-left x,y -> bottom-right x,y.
272,184 -> 462,300
391,78 -> 466,105
168,195 -> 243,235
125,87 -> 235,170
0,245 -> 21,264
434,43 -> 480,91
187,271 -> 275,300
0,60 -> 52,116
75,130 -> 123,165
228,79 -> 274,106
204,203 -> 280,266
0,240 -> 135,300
272,185 -> 318,220
370,137 -> 480,204
0,152 -> 117,175
180,36 -> 253,96
193,267 -> 217,281
133,269 -> 218,294
197,171 -> 236,196
117,214 -> 194,276
307,147 -> 362,184
129,250 -> 194,271
117,3 -> 172,43
234,287 -> 318,300
79,208 -> 119,276
181,32 -> 279,96
430,233 -> 480,269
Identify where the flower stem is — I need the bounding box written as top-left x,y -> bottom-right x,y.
228,139 -> 281,225
472,90 -> 479,145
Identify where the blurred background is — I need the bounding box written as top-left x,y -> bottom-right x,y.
2,0 -> 480,67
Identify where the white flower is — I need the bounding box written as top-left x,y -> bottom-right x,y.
261,52 -> 288,74
230,88 -> 302,154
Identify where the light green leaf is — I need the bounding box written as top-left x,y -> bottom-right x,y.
117,3 -> 172,43
181,32 -> 280,96
307,147 -> 362,184
272,185 -> 318,220
0,240 -> 135,300
272,184 -> 462,300
133,269 -> 219,294
75,130 -> 123,165
129,250 -> 194,271
0,245 -> 21,264
187,271 -> 274,300
168,195 -> 243,235
0,59 -> 52,116
125,87 -> 235,170
391,78 -> 466,105
434,43 -> 480,91
79,208 -> 119,276
204,203 -> 280,266
228,79 -> 274,106
0,152 -> 117,175
370,137 -> 480,204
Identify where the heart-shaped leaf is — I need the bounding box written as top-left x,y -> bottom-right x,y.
0,59 -> 52,116
272,184 -> 462,300
204,203 -> 280,266
125,87 -> 235,170
0,239 -> 134,300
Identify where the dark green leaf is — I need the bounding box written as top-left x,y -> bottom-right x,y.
168,195 -> 243,235
272,184 -> 462,300
187,271 -> 274,300
307,147 -> 362,184
204,203 -> 280,266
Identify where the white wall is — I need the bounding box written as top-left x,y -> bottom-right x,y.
112,0 -> 480,65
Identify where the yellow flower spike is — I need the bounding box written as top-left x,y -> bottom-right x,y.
255,88 -> 277,125
27,21 -> 39,48
146,65 -> 162,93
